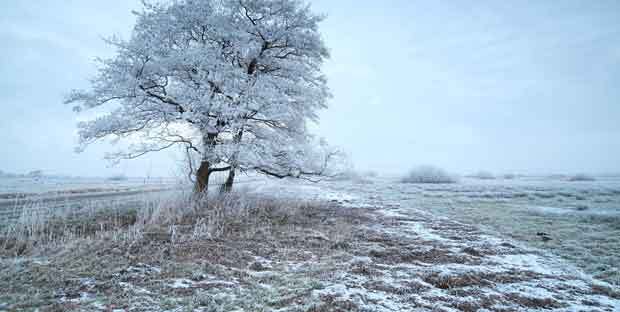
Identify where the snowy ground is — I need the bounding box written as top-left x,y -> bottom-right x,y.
251,176 -> 620,286
368,176 -> 620,286
1,175 -> 619,311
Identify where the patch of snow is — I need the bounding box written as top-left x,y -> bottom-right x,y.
401,220 -> 447,242
168,278 -> 194,289
59,292 -> 95,304
527,205 -> 577,214
487,253 -> 584,277
118,282 -> 152,294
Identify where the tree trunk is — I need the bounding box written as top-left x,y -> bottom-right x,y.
220,168 -> 235,193
220,129 -> 243,193
194,161 -> 211,194
195,132 -> 218,194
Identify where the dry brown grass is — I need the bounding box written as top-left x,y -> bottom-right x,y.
0,192 -> 371,311
504,293 -> 565,309
0,191 -> 361,257
0,204 -> 138,257
591,282 -> 620,299
422,269 -> 544,290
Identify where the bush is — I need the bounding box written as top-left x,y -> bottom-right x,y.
567,174 -> 596,182
401,166 -> 457,184
364,170 -> 379,178
502,173 -> 516,180
27,170 -> 44,178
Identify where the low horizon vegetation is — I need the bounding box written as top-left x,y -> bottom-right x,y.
106,174 -> 129,181
401,165 -> 458,184
501,173 -> 517,179
567,173 -> 597,182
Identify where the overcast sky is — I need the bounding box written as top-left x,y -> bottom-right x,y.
1,0 -> 619,177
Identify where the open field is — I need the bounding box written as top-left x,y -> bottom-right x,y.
308,176 -> 620,286
1,176 -> 619,311
0,176 -> 178,225
0,176 -> 176,197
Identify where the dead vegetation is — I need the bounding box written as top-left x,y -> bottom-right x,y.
422,269 -> 544,290
0,192 -> 367,311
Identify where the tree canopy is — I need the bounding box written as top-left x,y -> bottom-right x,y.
66,0 -> 341,192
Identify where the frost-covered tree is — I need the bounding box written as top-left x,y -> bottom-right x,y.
66,0 -> 337,193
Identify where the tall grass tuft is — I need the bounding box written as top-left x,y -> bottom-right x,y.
0,190 -> 336,256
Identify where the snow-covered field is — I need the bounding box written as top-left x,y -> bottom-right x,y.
2,174 -> 619,286
262,175 -> 620,286
2,174 -> 620,311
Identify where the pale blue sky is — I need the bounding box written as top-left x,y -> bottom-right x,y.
1,1 -> 619,176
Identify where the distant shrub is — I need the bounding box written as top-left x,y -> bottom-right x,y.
575,204 -> 589,211
364,170 -> 379,178
401,166 -> 457,184
567,174 -> 596,182
27,170 -> 44,178
502,173 -> 516,180
468,171 -> 496,180
107,174 -> 129,181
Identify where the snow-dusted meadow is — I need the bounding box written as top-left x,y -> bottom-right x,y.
2,173 -> 620,310
391,176 -> 620,286
2,173 -> 619,287
253,175 -> 620,286
378,176 -> 620,285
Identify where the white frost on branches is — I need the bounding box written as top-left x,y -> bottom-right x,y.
66,0 -> 343,182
